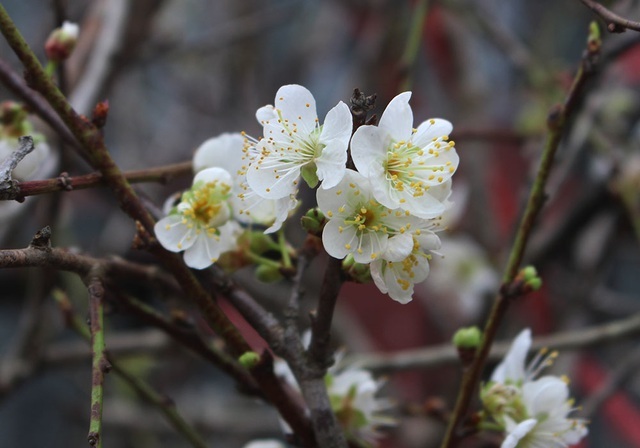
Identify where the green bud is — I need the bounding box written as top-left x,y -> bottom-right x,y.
588,21 -> 601,42
526,277 -> 542,291
238,351 -> 260,368
452,326 -> 482,349
255,263 -> 283,283
247,231 -> 275,255
521,266 -> 537,281
301,208 -> 325,234
301,163 -> 319,188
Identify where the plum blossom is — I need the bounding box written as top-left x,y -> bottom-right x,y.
274,345 -> 393,446
350,92 -> 458,219
193,133 -> 297,233
370,229 -> 442,304
316,169 -> 416,264
154,167 -> 240,269
247,84 -> 352,199
481,329 -> 588,448
242,440 -> 286,448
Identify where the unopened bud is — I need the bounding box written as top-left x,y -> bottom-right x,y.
452,326 -> 482,349
343,255 -> 371,283
91,100 -> 109,129
526,277 -> 542,291
255,263 -> 283,283
238,351 -> 260,369
301,208 -> 325,235
45,21 -> 79,62
521,266 -> 537,281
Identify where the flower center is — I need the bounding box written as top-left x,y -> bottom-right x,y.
181,180 -> 231,228
344,204 -> 386,234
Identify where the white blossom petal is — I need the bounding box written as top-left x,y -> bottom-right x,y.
378,91 -> 413,142
501,418 -> 538,448
154,215 -> 197,252
273,84 -> 318,133
491,328 -> 531,384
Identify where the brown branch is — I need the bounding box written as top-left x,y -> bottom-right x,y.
580,0 -> 640,33
0,160 -> 192,201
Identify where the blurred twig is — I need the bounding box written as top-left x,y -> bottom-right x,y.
580,0 -> 640,33
54,290 -> 210,448
346,312 -> 640,373
87,273 -> 108,448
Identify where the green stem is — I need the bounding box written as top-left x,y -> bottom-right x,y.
53,290 -> 210,448
439,25 -> 601,448
245,250 -> 282,270
399,0 -> 429,92
277,229 -> 292,269
87,274 -> 107,448
44,60 -> 57,78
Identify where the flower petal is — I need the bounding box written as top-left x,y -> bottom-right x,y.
316,138 -> 347,189
412,118 -> 453,148
154,215 -> 196,252
193,166 -> 233,186
491,328 -> 531,383
320,101 -> 352,147
350,125 -> 387,179
193,133 -> 245,174
322,219 -> 356,260
501,418 -> 538,448
378,91 -> 413,142
273,84 -> 318,134
382,233 -> 413,262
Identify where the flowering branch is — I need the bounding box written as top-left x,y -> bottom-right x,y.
440,24 -> 602,448
579,0 -> 640,33
0,160 -> 192,201
54,291 -> 210,448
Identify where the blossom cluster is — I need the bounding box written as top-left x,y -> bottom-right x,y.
154,84 -> 459,303
481,329 -> 588,448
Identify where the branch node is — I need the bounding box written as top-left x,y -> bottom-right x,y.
29,225 -> 52,251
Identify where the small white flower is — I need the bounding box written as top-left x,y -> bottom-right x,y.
275,346 -> 393,446
350,92 -> 458,219
193,133 -> 297,233
370,230 -> 442,304
316,169 -> 416,264
327,367 -> 394,445
482,329 -> 588,448
247,84 -> 352,199
154,167 -> 239,269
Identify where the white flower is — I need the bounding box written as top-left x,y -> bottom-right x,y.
350,92 -> 458,219
154,167 -> 239,269
242,440 -> 286,448
370,230 -> 442,304
482,329 -> 588,448
275,351 -> 393,446
327,367 -> 394,445
193,133 -> 297,233
247,84 -> 352,199
316,169 -> 415,264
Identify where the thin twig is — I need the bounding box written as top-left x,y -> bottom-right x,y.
0,160 -> 192,201
54,291 -> 210,448
346,312 -> 640,373
580,0 -> 640,33
439,26 -> 602,448
398,0 -> 429,91
87,273 -> 108,448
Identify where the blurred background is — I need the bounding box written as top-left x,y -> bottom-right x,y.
1,0 -> 640,447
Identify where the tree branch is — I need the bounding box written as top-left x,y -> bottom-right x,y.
580,0 -> 640,33
440,25 -> 601,448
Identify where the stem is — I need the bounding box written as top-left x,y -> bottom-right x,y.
439,26 -> 601,448
53,291 -> 210,448
2,161 -> 193,201
399,0 -> 429,91
87,273 -> 108,448
278,228 -> 293,269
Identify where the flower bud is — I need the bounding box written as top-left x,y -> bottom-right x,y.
45,21 -> 79,62
238,351 -> 261,369
452,326 -> 482,349
255,264 -> 283,283
301,207 -> 325,235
